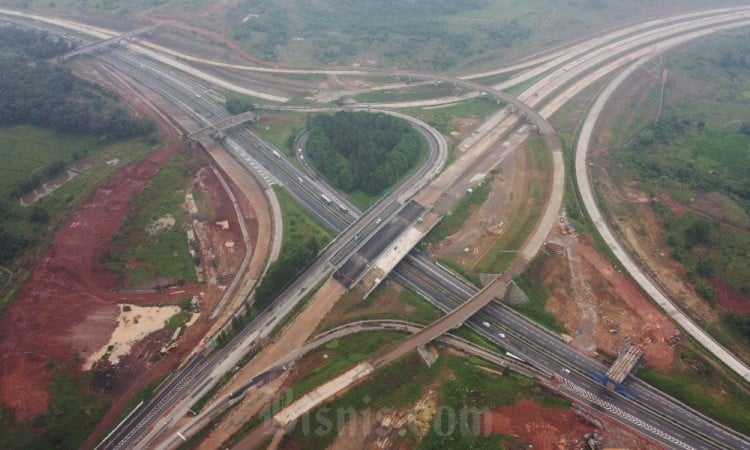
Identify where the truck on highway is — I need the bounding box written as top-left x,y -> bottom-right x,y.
272,150 -> 281,159
338,203 -> 349,213
321,194 -> 332,204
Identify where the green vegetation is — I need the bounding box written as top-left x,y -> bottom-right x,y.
0,127 -> 156,305
227,0 -> 524,69
165,297 -> 195,331
354,82 -> 461,103
724,313 -> 750,347
426,176 -> 492,244
512,253 -> 565,333
275,184 -> 333,252
610,34 -> 750,215
0,28 -> 158,273
253,187 -> 333,311
641,346 -> 750,435
104,150 -> 198,288
598,32 -> 750,358
405,97 -> 502,149
306,111 -> 426,197
249,112 -> 307,158
283,352 -> 569,449
0,366 -> 110,450
225,94 -> 256,115
254,236 -> 319,310
613,118 -> 750,212
290,331 -> 406,402
0,27 -> 154,150
476,135 -> 551,273
651,206 -> 750,298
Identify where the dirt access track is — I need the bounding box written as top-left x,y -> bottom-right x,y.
0,70 -> 260,425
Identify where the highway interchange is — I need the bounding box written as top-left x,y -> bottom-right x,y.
3,6 -> 750,449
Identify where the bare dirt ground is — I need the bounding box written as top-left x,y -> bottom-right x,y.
543,230 -> 678,369
0,133 -> 202,421
0,63 -> 260,450
482,399 -> 660,450
429,141 -> 523,271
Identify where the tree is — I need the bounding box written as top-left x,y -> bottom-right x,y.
305,112 -> 425,196
29,206 -> 49,224
684,218 -> 712,246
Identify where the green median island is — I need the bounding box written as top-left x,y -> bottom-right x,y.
305,111 -> 427,210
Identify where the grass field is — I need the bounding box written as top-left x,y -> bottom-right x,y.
281,351 -> 569,449
641,345 -> 750,435
354,82 -> 463,103
273,186 -> 334,250
0,365 -> 111,450
475,135 -> 552,273
404,97 -> 502,149
0,126 -> 156,307
511,252 -> 566,333
249,112 -> 308,158
105,150 -> 198,287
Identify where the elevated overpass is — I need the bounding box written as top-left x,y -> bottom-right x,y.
58,25 -> 155,61
606,344 -> 643,389
188,110 -> 259,140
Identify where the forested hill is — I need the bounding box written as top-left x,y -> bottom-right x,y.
305,111 -> 425,196
0,26 -> 155,139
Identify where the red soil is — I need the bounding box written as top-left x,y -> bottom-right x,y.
482,399 -> 660,449
482,399 -> 593,449
709,279 -> 750,315
0,136 -> 212,421
656,193 -> 686,217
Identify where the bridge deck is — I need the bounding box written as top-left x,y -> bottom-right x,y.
606,345 -> 643,386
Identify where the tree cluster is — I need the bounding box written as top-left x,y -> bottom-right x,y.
0,27 -> 155,140
0,62 -> 155,139
0,26 -> 72,61
305,111 -> 425,196
225,95 -> 255,115
0,28 -> 157,264
253,238 -> 319,310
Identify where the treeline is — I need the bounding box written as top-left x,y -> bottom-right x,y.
305,112 -> 425,196
0,27 -> 154,140
0,26 -> 72,61
0,63 -> 155,139
0,28 -> 156,265
10,160 -> 69,199
253,238 -> 320,310
225,95 -> 255,115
